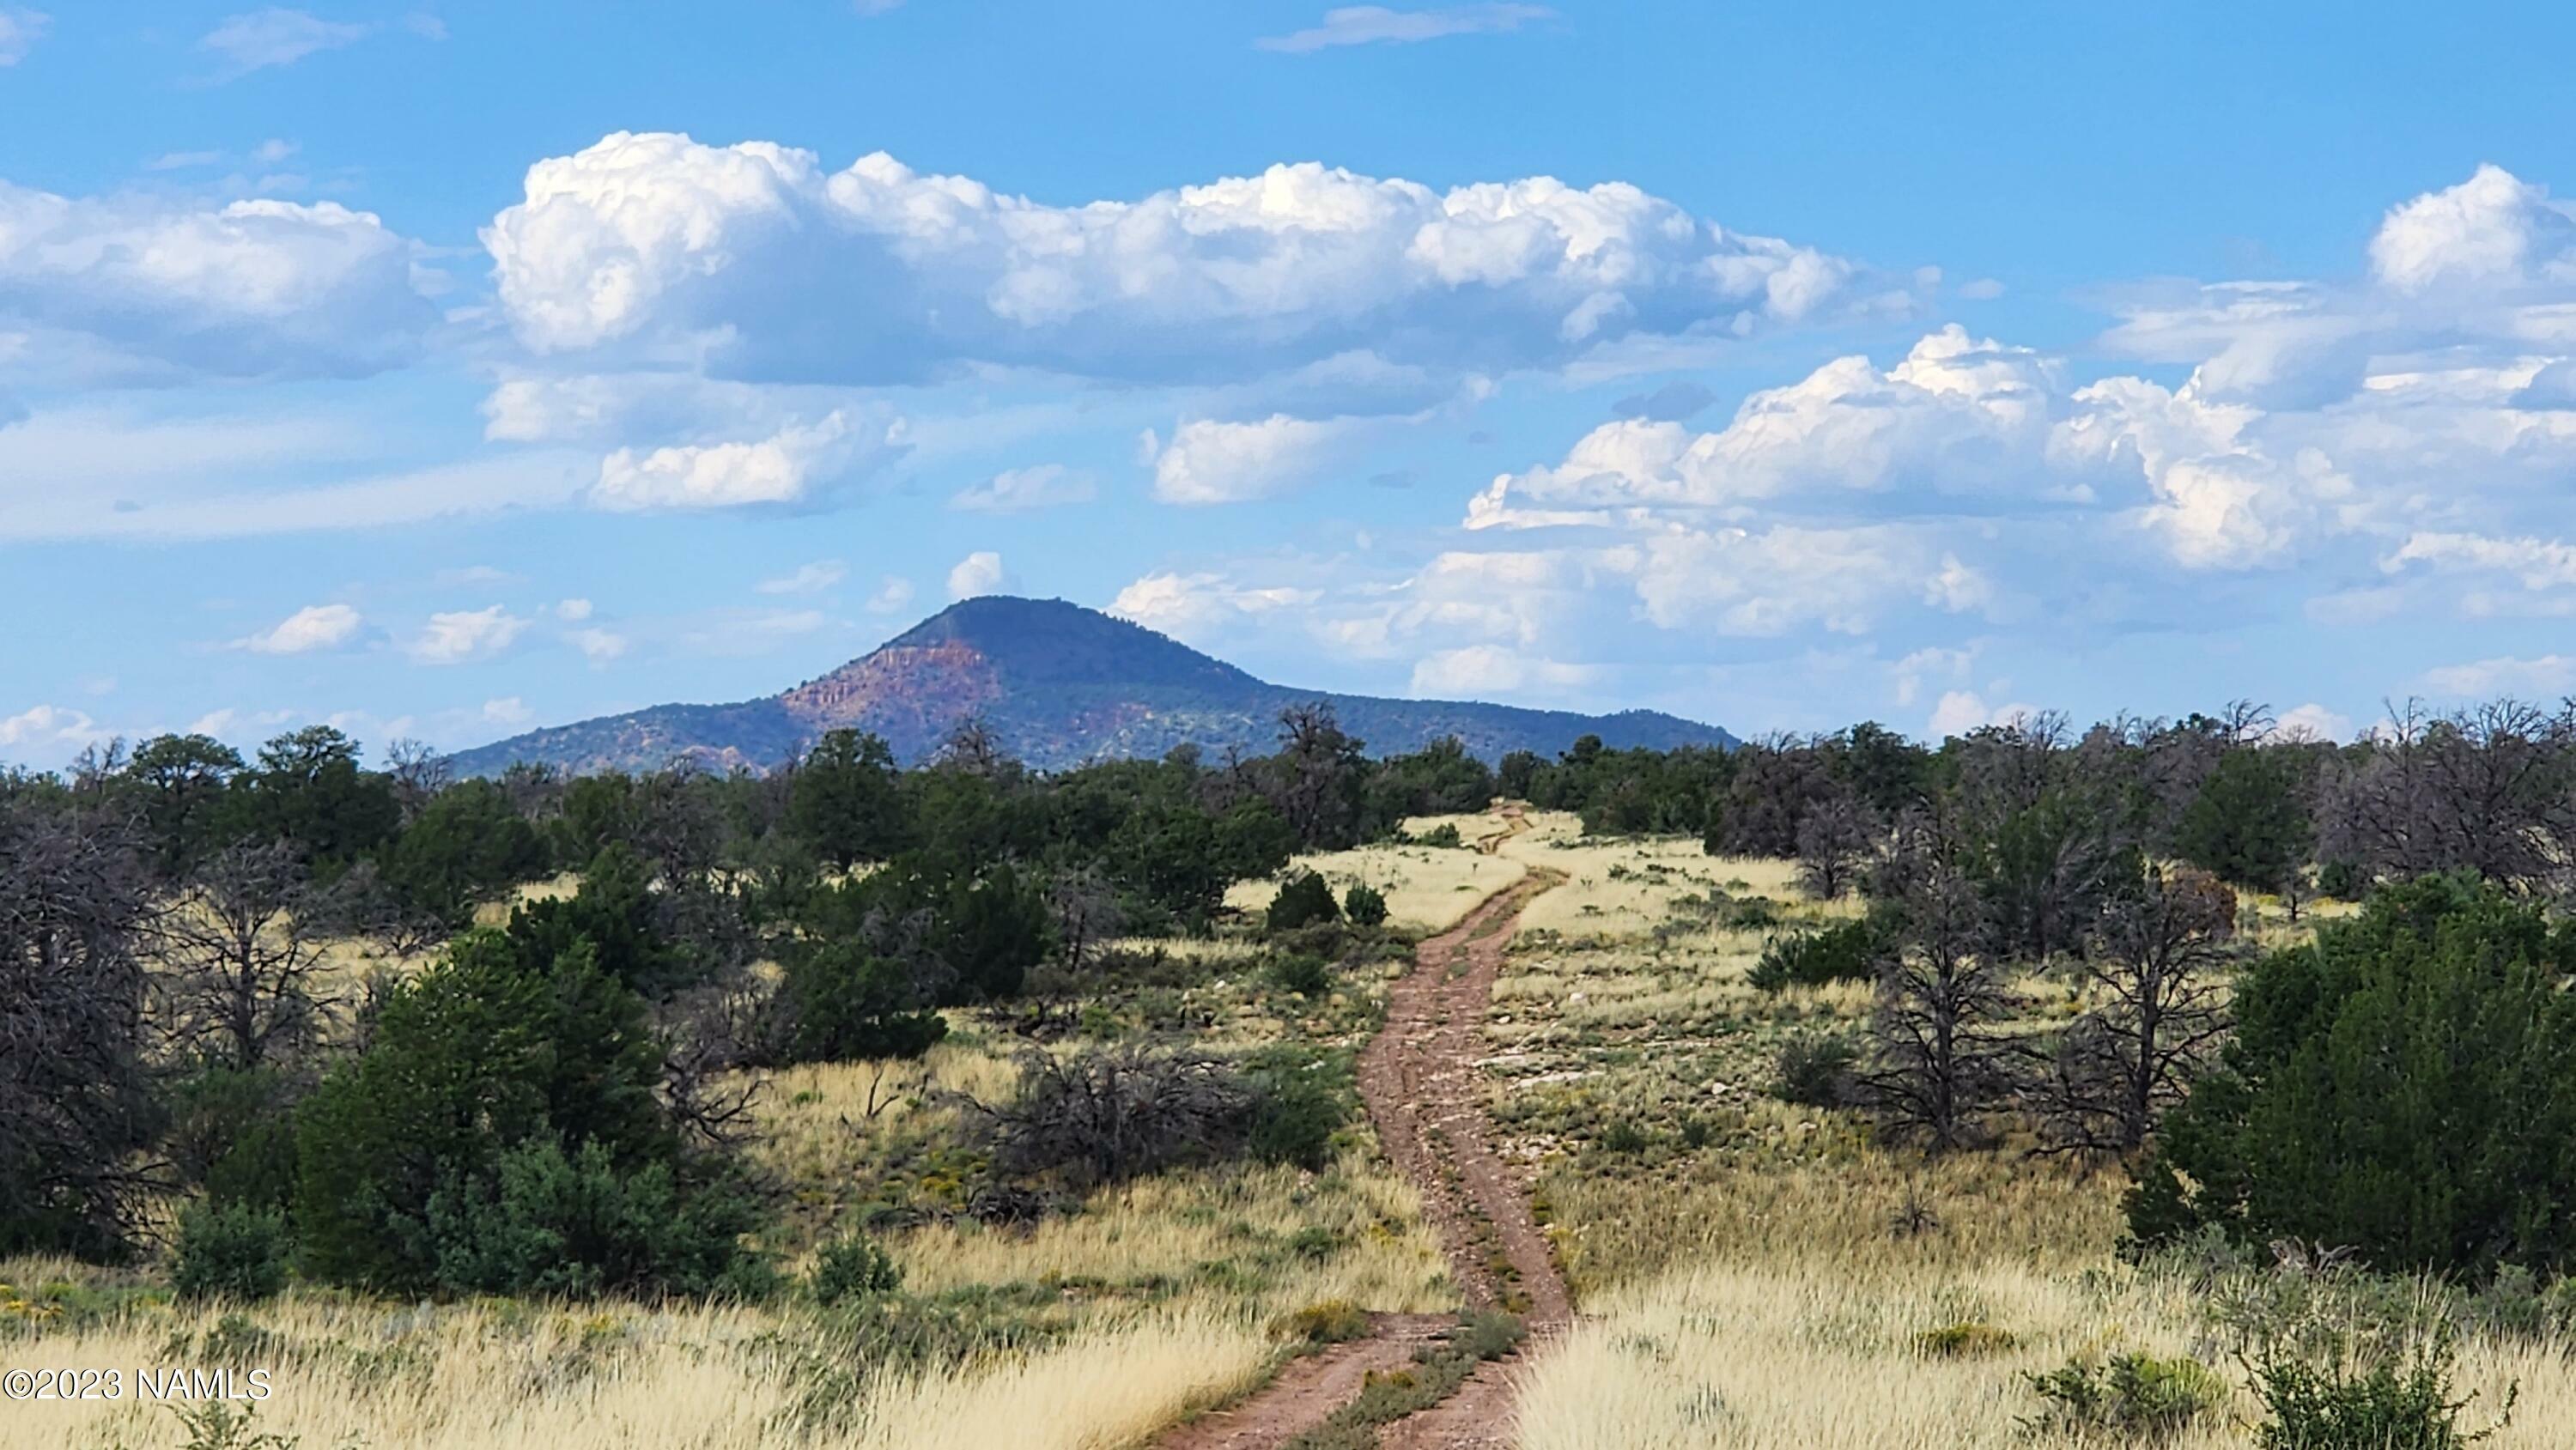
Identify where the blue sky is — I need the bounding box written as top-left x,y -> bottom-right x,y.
9,2 -> 2576,767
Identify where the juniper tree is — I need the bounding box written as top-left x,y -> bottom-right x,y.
2128,875 -> 2576,1277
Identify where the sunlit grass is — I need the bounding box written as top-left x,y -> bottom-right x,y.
1475,846 -> 2576,1446
1225,814 -> 1529,934
890,1150 -> 1449,1320
1515,1255 -> 2569,1449
0,1278 -> 1271,1450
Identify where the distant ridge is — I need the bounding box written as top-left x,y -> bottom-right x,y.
446,596 -> 1735,776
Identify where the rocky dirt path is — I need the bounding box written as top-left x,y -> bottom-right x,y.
1159,852 -> 1567,1450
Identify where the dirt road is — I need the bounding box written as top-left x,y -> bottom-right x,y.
1159,862 -> 1567,1450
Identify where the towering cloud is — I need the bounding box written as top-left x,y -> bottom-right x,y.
483,133 -> 1892,387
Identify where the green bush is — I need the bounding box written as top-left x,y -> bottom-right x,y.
2026,1351 -> 2228,1435
502,844 -> 689,994
172,1202 -> 291,1302
2128,876 -> 2576,1277
1249,1056 -> 1349,1172
810,1235 -> 902,1305
1598,1119 -> 1651,1155
1267,871 -> 1342,933
2317,858 -> 2369,901
165,1065 -> 299,1213
164,1401 -> 300,1450
424,1138 -> 770,1300
386,778 -> 551,929
1269,952 -> 1332,997
1774,1034 -> 1860,1108
1342,883 -> 1390,928
2250,1348 -> 2501,1450
1708,892 -> 1781,931
1273,1298 -> 1371,1344
1748,917 -> 1885,992
294,933 -> 769,1297
769,940 -> 948,1065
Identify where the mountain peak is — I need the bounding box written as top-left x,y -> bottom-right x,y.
869,596 -> 1259,691
447,596 -> 1735,777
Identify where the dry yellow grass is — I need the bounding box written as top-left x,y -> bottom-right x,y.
1473,845 -> 2576,1445
0,1282 -> 1269,1450
1542,1141 -> 2129,1292
1504,832 -> 1801,942
1224,810 -> 1812,944
891,1150 -> 1449,1319
745,1037 -> 1022,1212
744,1040 -> 1448,1316
467,871 -> 584,928
1225,811 -> 1529,933
1515,1257 -> 2567,1449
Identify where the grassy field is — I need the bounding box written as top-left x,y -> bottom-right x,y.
1224,829 -> 1527,934
3,849 -> 1450,1450
1438,810 -> 2573,1447
9,810 -> 2565,1446
0,1272 -> 1272,1450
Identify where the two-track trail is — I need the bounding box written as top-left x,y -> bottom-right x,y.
1160,837 -> 1568,1450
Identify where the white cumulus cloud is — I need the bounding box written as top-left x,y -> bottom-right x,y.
483,132 -> 1889,387
2370,163 -> 2576,294
1408,644 -> 1597,699
1109,572 -> 1321,645
866,576 -> 916,616
2273,703 -> 2354,743
592,410 -> 898,511
409,605 -> 529,665
758,560 -> 848,595
946,551 -> 1007,600
2383,531 -> 2576,590
1151,415 -> 1370,505
234,602 -> 362,655
0,184 -> 436,382
2421,654 -> 2576,696
1926,689 -> 2040,739
567,627 -> 628,664
0,702 -> 101,749
1489,327 -> 2066,513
